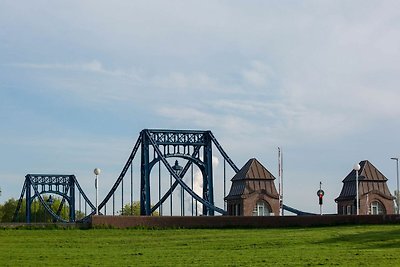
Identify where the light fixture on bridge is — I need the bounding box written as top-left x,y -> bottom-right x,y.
47,195 -> 54,206
172,160 -> 184,216
172,160 -> 183,173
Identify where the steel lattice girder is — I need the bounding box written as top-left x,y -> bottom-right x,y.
13,174 -> 95,223
84,128 -> 239,218
140,129 -> 229,216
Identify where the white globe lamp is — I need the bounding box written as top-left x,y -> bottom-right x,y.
94,168 -> 101,215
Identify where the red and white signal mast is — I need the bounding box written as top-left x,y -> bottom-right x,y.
317,181 -> 325,215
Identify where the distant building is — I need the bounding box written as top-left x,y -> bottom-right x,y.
225,158 -> 279,216
335,160 -> 395,215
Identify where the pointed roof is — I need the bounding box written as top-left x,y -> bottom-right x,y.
231,158 -> 276,181
225,158 -> 278,200
335,160 -> 393,202
342,160 -> 387,182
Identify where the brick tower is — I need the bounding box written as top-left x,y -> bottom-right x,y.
335,160 -> 395,215
225,158 -> 279,216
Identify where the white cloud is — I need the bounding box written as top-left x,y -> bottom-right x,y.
10,60 -> 143,80
241,61 -> 275,88
152,71 -> 219,92
2,1 -> 400,214
191,155 -> 220,212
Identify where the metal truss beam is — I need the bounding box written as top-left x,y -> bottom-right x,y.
13,174 -> 94,223
98,129 -> 238,217
142,129 -> 227,215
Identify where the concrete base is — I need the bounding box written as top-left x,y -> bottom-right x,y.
91,215 -> 400,229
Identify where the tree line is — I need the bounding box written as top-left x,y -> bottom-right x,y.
0,196 -> 85,223
0,195 -> 157,223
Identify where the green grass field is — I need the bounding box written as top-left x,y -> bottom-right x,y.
0,225 -> 399,266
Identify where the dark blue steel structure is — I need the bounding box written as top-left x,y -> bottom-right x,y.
99,129 -> 239,216
13,129 -> 311,222
140,129 -> 239,215
13,174 -> 95,223
282,204 -> 315,216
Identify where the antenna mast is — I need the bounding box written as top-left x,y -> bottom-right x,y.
278,147 -> 284,216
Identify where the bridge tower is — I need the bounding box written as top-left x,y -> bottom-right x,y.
13,174 -> 95,223
98,129 -> 239,217
139,129 -> 237,216
225,158 -> 280,216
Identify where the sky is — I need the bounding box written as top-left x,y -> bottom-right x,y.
1,1 -> 400,215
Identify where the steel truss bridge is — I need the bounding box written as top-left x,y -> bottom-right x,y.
13,129 -> 312,223
13,174 -> 95,223
102,129 -> 239,216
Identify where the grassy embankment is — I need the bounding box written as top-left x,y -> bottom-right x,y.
0,225 -> 399,266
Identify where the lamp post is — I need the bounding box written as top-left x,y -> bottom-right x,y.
391,157 -> 399,215
172,160 -> 183,216
47,195 -> 54,223
94,168 -> 101,215
47,195 -> 54,209
353,163 -> 361,215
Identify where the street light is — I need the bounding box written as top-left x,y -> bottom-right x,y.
353,163 -> 361,215
47,195 -> 54,207
172,160 -> 184,216
172,160 -> 183,173
94,168 -> 101,215
46,195 -> 54,223
391,157 -> 399,215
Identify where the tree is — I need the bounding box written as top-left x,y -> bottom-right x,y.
0,198 -> 22,222
119,201 -> 159,216
0,195 -> 88,223
30,196 -> 70,223
120,201 -> 140,215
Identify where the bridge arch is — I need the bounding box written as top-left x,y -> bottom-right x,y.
98,129 -> 239,217
13,174 -> 95,223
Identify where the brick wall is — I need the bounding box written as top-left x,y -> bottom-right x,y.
91,215 -> 400,229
